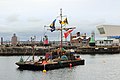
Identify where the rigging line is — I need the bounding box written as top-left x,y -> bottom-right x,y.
25,56 -> 31,61
43,25 -> 47,36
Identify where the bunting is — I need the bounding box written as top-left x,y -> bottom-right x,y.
59,18 -> 68,25
64,29 -> 73,38
50,19 -> 56,32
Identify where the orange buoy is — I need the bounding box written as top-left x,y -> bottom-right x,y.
69,63 -> 72,68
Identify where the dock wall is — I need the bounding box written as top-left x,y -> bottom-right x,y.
0,46 -> 119,56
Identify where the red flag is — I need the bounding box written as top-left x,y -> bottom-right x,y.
64,29 -> 73,38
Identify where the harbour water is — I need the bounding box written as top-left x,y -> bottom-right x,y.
0,54 -> 120,80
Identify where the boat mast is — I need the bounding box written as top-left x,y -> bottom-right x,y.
60,8 -> 63,49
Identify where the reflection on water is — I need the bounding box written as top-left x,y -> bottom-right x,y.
0,54 -> 120,80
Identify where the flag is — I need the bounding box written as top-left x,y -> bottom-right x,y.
59,18 -> 68,25
64,29 -> 73,38
50,19 -> 56,32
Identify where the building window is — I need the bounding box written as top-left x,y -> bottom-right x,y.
98,27 -> 105,34
101,41 -> 103,44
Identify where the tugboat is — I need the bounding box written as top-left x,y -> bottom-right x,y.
16,9 -> 85,71
16,55 -> 84,70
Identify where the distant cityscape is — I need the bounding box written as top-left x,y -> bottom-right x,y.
0,32 -> 119,48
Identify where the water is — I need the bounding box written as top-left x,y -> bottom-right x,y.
0,54 -> 120,80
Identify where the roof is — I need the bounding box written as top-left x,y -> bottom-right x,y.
97,25 -> 120,37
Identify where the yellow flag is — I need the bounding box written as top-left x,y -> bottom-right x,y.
59,18 -> 68,24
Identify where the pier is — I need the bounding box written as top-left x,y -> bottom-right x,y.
0,46 -> 54,56
0,45 -> 119,56
76,46 -> 120,54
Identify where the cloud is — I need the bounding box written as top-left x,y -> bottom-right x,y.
6,15 -> 19,22
0,0 -> 120,41
27,17 -> 41,22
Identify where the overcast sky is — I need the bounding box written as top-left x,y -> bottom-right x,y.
0,0 -> 120,41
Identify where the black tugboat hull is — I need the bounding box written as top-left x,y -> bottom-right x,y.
16,60 -> 85,71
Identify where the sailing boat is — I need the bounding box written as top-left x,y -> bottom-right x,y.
15,9 -> 85,71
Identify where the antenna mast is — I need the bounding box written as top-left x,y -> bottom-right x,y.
60,8 -> 63,49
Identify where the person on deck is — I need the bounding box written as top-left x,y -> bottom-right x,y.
45,51 -> 50,61
57,48 -> 61,58
61,52 -> 68,61
48,51 -> 53,62
42,59 -> 48,65
75,55 -> 81,60
70,49 -> 75,60
70,49 -> 75,54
